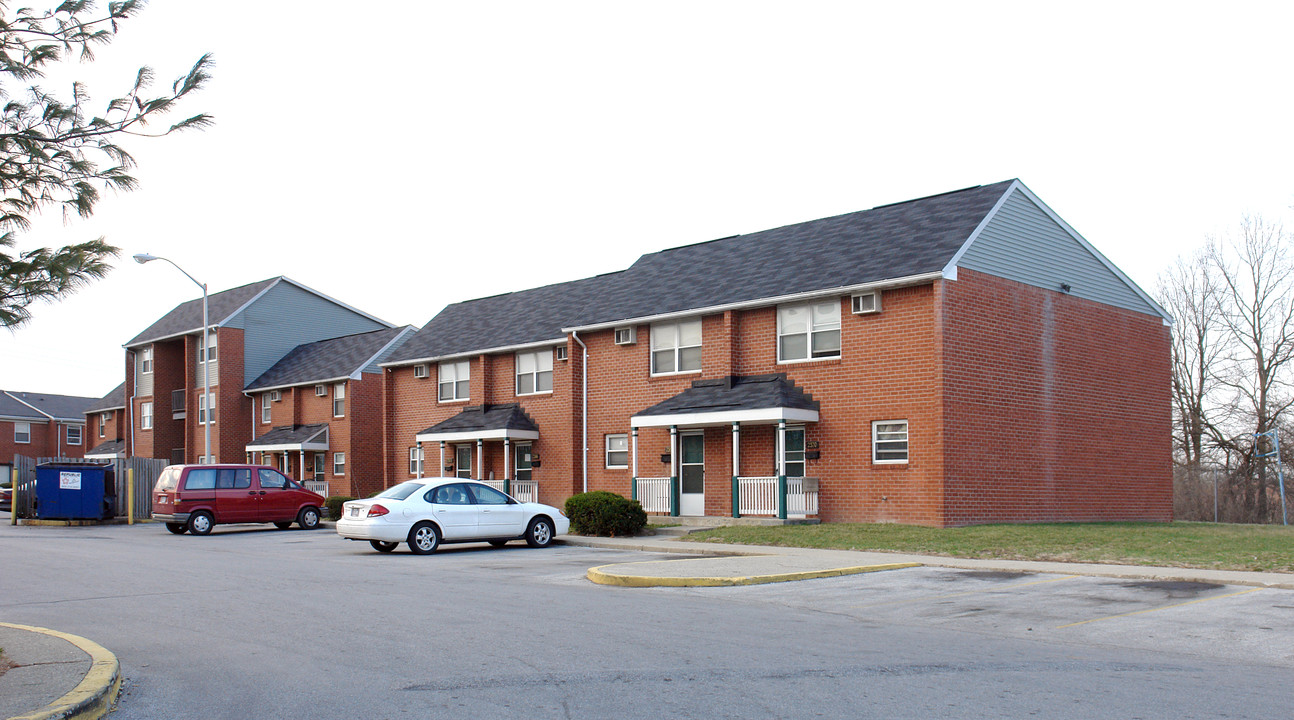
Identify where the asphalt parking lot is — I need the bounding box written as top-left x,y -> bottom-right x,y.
2,517 -> 1291,719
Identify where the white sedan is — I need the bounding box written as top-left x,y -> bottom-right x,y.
336,478 -> 570,554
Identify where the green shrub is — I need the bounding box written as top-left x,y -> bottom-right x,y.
564,491 -> 647,537
325,496 -> 355,520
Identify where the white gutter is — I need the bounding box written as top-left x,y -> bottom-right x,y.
572,331 -> 588,494
380,336 -> 567,369
244,375 -> 351,395
561,272 -> 945,334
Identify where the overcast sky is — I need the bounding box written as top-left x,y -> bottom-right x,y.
4,1 -> 1293,399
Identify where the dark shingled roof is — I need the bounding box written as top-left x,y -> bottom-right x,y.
246,423 -> 329,448
1,390 -> 98,421
418,404 -> 539,436
86,439 -> 126,457
127,277 -> 279,347
85,383 -> 127,413
635,374 -> 819,417
387,181 -> 1014,364
245,327 -> 414,392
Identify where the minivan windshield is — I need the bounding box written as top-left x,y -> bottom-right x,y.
376,482 -> 424,501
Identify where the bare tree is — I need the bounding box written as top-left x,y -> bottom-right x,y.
1209,216 -> 1294,520
1158,250 -> 1226,468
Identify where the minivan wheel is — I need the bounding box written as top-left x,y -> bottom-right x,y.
274,521 -> 292,530
526,516 -> 554,548
188,511 -> 214,536
370,540 -> 399,553
408,522 -> 440,555
297,506 -> 320,530
166,523 -> 186,535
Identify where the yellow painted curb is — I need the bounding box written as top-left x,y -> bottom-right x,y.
587,561 -> 921,587
1,622 -> 120,720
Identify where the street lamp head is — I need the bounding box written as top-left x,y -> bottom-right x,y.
133,253 -> 158,264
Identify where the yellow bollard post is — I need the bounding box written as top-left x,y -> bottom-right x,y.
127,467 -> 134,525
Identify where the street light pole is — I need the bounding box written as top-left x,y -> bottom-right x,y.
134,253 -> 212,465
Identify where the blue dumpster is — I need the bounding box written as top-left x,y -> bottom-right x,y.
35,463 -> 116,520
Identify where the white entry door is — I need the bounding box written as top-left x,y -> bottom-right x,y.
679,432 -> 705,516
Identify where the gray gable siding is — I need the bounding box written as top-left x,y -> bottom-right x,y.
231,282 -> 391,386
137,349 -> 154,396
956,189 -> 1160,316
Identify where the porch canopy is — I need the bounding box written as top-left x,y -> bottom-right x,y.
631,374 -> 819,429
245,423 -> 330,454
414,404 -> 538,489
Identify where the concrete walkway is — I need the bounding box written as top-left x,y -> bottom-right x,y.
0,623 -> 119,720
562,533 -> 1294,589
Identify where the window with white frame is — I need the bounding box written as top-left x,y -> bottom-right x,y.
439,361 -> 469,401
14,422 -> 30,443
197,331 -> 217,363
140,403 -> 153,430
140,346 -> 153,374
408,446 -> 423,475
261,393 -> 272,424
777,300 -> 841,361
67,425 -> 82,445
872,420 -> 909,464
333,382 -> 345,417
516,350 -> 553,395
334,451 -> 346,476
605,434 -> 628,469
198,392 -> 215,425
99,412 -> 109,437
651,319 -> 702,374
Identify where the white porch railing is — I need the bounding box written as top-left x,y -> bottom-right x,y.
483,479 -> 539,504
738,476 -> 819,518
304,479 -> 330,497
634,477 -> 672,513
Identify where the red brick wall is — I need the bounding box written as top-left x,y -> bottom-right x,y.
136,339 -> 186,462
210,328 -> 252,464
938,269 -> 1172,526
0,419 -> 76,459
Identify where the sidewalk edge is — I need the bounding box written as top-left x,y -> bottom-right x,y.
1,622 -> 120,720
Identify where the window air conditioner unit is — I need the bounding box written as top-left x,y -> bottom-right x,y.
851,291 -> 881,315
555,346 -> 568,361
414,364 -> 429,378
614,327 -> 636,345
315,384 -> 327,396
270,390 -> 282,402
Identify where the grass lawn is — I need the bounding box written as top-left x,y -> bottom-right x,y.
686,522 -> 1294,573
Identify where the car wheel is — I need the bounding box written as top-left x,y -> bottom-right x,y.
188,511 -> 214,536
274,521 -> 293,530
297,506 -> 321,530
165,523 -> 187,535
370,540 -> 399,553
408,522 -> 440,555
525,516 -> 555,548
488,539 -> 509,548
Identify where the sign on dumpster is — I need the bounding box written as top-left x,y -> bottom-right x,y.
60,472 -> 82,490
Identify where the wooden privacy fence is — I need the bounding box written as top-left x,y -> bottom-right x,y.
8,455 -> 168,520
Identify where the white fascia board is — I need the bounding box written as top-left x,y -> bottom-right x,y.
382,337 -> 567,369
85,451 -> 125,460
940,180 -> 1019,282
631,407 -> 820,429
124,324 -> 218,349
3,392 -> 56,420
277,277 -> 395,329
562,273 -> 944,334
242,375 -> 350,395
414,428 -> 541,443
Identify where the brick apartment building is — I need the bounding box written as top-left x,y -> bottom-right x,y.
122,277 -> 394,477
84,383 -> 128,459
1,390 -> 96,461
381,180 -> 1172,527
243,326 -> 415,497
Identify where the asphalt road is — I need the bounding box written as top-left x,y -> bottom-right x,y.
2,519 -> 1291,719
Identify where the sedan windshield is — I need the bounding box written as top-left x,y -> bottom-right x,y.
376,482 -> 424,501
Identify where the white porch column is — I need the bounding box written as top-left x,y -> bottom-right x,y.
298,450 -> 305,481
439,441 -> 446,477
669,425 -> 679,517
503,437 -> 511,495
416,441 -> 423,479
731,421 -> 740,518
631,427 -> 639,501
777,419 -> 788,520
476,439 -> 483,481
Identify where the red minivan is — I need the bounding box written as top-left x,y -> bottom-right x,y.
152,464 -> 325,535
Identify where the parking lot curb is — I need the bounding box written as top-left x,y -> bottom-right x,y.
0,622 -> 120,720
587,561 -> 922,587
